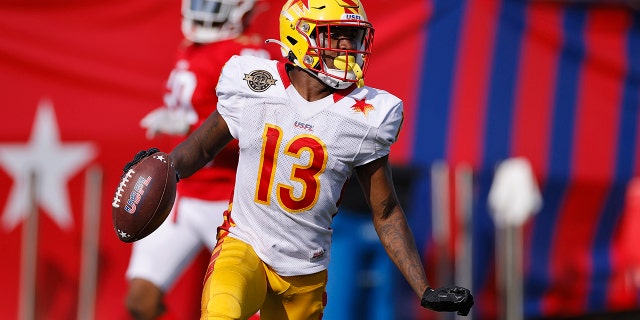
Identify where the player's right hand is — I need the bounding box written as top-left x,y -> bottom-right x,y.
421,286 -> 474,316
139,107 -> 197,139
122,148 -> 159,178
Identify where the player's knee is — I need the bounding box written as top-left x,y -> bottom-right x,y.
202,292 -> 242,319
203,273 -> 263,319
126,279 -> 165,320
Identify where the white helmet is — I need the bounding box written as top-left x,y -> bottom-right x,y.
182,0 -> 257,43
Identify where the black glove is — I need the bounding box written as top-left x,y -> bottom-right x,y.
421,286 -> 474,316
121,148 -> 159,178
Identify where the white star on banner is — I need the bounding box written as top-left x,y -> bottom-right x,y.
0,99 -> 96,231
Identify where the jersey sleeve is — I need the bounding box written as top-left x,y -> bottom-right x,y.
216,55 -> 244,139
354,97 -> 404,167
368,100 -> 404,162
376,100 -> 404,147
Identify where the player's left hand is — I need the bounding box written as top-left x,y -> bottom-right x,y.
421,286 -> 474,316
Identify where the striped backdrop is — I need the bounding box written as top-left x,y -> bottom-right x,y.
403,0 -> 640,318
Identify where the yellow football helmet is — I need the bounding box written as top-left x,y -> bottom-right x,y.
278,0 -> 374,89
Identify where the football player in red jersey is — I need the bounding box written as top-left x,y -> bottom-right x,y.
124,1 -> 274,319
122,0 -> 474,318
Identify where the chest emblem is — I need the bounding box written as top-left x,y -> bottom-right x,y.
243,70 -> 277,92
351,98 -> 375,117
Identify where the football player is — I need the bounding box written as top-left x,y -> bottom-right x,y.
124,0 -> 274,319
123,0 -> 474,318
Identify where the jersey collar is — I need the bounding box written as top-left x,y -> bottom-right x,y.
276,61 -> 357,103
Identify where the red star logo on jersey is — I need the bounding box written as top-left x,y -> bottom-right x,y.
351,98 -> 375,117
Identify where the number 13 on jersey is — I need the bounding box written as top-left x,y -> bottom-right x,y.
255,124 -> 328,213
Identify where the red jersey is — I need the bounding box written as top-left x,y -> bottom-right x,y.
162,34 -> 276,200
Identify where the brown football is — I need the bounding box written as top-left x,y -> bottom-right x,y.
111,152 -> 177,243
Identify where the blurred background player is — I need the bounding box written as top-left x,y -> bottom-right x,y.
124,0 -> 275,319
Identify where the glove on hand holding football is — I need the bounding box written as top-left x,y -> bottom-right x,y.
122,148 -> 181,182
122,148 -> 159,178
421,286 -> 474,316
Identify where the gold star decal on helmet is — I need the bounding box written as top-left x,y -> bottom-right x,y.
351,98 -> 374,117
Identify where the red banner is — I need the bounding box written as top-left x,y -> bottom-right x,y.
0,1 -> 182,318
0,1 -> 425,319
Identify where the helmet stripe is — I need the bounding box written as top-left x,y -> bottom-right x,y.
338,0 -> 360,14
338,0 -> 359,8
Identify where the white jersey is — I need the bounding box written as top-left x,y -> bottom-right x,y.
216,55 -> 404,276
